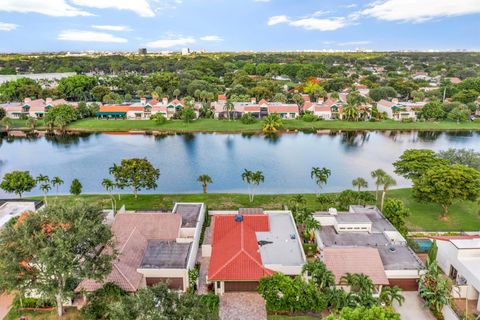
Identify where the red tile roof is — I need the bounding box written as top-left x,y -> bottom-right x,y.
323,247 -> 389,285
268,105 -> 299,113
208,214 -> 273,281
99,105 -> 130,113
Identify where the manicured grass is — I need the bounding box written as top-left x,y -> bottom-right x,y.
5,307 -> 81,320
67,118 -> 480,133
29,188 -> 480,231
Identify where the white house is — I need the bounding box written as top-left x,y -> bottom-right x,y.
434,236 -> 480,312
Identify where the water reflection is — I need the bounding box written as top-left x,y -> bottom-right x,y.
0,131 -> 479,197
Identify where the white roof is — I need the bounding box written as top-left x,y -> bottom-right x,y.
0,201 -> 37,228
451,238 -> 480,249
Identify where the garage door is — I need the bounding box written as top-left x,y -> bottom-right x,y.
224,281 -> 259,292
389,278 -> 418,291
146,277 -> 184,290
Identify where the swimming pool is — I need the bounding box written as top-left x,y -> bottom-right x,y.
414,239 -> 433,253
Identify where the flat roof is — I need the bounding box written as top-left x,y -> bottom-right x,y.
0,200 -> 41,228
335,213 -> 371,224
256,213 -> 305,266
173,203 -> 202,228
140,240 -> 192,269
451,239 -> 480,249
320,226 -> 423,270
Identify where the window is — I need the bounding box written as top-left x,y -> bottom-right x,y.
449,266 -> 458,280
216,281 -> 221,289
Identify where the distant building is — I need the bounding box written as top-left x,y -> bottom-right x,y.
181,48 -> 191,55
138,48 -> 147,55
0,72 -> 76,87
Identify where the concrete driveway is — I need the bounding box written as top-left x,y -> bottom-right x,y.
0,294 -> 14,319
393,291 -> 435,320
219,292 -> 267,320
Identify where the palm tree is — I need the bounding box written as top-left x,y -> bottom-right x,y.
262,113 -> 283,133
341,273 -> 374,295
241,169 -> 265,202
36,174 -> 49,185
352,177 -> 368,192
380,174 -> 396,211
197,174 -> 213,193
310,167 -> 331,193
1,117 -> 12,131
26,117 -> 37,130
51,176 -> 64,196
380,286 -> 405,307
371,169 -> 387,201
223,100 -> 234,120
343,104 -> 359,121
302,259 -> 335,290
39,183 -> 51,205
102,178 -> 116,213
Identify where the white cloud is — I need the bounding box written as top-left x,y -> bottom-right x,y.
267,15 -> 290,26
71,0 -> 155,17
0,22 -> 18,31
0,0 -> 92,17
146,37 -> 196,48
362,0 -> 480,22
200,35 -> 224,42
92,25 -> 132,31
58,30 -> 128,43
269,15 -> 347,31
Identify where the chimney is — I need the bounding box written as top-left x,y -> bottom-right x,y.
251,97 -> 257,104
162,97 -> 168,105
317,97 -> 324,104
46,97 -> 53,105
24,97 -> 31,104
140,97 -> 147,105
328,208 -> 338,216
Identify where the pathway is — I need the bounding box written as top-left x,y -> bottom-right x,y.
393,291 -> 435,320
219,292 -> 267,320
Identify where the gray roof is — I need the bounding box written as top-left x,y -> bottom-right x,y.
173,204 -> 202,227
256,213 -> 305,266
140,240 -> 192,269
317,206 -> 423,271
336,213 -> 371,224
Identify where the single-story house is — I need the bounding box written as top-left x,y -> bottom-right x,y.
1,98 -> 77,119
0,199 -> 44,229
75,203 -> 205,295
314,205 -> 424,291
204,208 -> 306,295
376,99 -> 425,121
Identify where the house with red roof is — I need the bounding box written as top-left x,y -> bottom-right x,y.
304,98 -> 344,120
210,96 -> 299,119
377,99 -> 426,121
1,97 -> 78,119
204,209 -> 306,294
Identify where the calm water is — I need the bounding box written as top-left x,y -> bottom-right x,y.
0,131 -> 479,197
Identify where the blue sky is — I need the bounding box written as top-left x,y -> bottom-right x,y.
0,0 -> 479,52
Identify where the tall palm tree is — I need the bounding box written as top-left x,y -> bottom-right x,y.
352,177 -> 368,192
343,104 -> 359,121
380,286 -> 405,307
197,174 -> 213,193
102,178 -> 116,213
380,174 -> 397,211
241,169 -> 264,202
310,167 -> 331,193
262,113 -> 283,133
223,100 -> 234,120
302,259 -> 335,290
36,174 -> 49,185
40,183 -> 51,205
371,169 -> 387,201
51,176 -> 64,197
341,273 -> 374,295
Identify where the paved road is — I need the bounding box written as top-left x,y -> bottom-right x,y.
0,294 -> 14,319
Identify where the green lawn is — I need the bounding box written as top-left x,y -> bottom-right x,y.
4,118 -> 479,133
29,188 -> 480,231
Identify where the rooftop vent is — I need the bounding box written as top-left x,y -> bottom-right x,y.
290,233 -> 296,240
389,245 -> 396,252
234,214 -> 244,222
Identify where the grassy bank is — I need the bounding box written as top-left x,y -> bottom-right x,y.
28,188 -> 480,231
2,118 -> 479,133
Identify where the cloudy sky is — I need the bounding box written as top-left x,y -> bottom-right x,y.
0,0 -> 479,52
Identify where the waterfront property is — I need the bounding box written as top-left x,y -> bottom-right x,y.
434,235 -> 480,312
203,208 -> 306,295
1,97 -> 78,119
211,96 -> 299,119
75,202 -> 205,296
314,205 -> 424,291
376,99 -> 426,121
